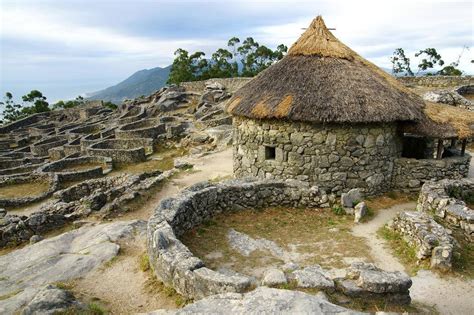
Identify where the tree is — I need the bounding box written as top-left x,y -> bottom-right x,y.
53,95 -> 86,109
390,48 -> 413,76
0,92 -> 24,123
21,90 -> 50,114
415,48 -> 444,75
167,49 -> 194,84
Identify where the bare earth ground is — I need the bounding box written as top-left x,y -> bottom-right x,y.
70,149 -> 234,313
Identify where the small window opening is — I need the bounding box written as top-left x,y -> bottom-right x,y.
265,146 -> 276,160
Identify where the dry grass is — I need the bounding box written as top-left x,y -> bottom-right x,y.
180,207 -> 372,276
0,181 -> 50,199
112,146 -> 187,175
365,191 -> 418,214
59,162 -> 105,172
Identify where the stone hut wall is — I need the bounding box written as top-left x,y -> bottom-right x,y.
392,155 -> 471,192
397,76 -> 473,88
233,117 -> 401,195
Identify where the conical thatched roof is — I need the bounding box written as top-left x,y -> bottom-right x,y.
227,16 -> 425,123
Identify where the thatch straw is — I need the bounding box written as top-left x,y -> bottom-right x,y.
402,102 -> 474,139
227,16 -> 425,123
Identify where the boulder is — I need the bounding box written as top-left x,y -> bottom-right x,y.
261,268 -> 287,286
21,285 -> 84,315
354,202 -> 368,223
292,265 -> 335,291
341,189 -> 363,208
147,287 -> 366,314
0,220 -> 146,314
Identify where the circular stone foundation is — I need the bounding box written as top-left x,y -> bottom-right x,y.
147,178 -> 333,299
0,173 -> 59,207
86,138 -> 154,163
115,119 -> 166,139
40,156 -> 112,181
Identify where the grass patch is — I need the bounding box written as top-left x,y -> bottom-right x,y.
139,252 -> 150,272
87,302 -> 107,315
0,181 -> 50,199
54,281 -> 75,290
366,192 -> 417,212
143,272 -> 191,307
377,225 -> 428,275
451,229 -> 474,278
181,207 -> 373,275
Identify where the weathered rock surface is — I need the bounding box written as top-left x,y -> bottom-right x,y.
292,265 -> 335,291
21,285 -> 84,315
354,201 -> 368,223
0,220 -> 146,314
148,287 -> 366,314
341,188 -> 362,208
261,268 -> 287,286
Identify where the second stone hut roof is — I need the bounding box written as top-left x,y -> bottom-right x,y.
227,16 -> 426,124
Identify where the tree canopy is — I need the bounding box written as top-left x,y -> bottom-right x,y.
167,37 -> 288,84
390,46 -> 469,76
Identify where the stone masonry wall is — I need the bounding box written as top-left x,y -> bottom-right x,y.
397,76 -> 473,88
181,78 -> 252,93
233,117 -> 401,196
392,155 -> 471,192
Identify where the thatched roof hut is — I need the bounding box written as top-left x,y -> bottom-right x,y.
227,16 -> 426,123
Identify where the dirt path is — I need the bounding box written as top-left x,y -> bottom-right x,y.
73,148 -> 234,313
352,202 -> 474,314
352,202 -> 416,272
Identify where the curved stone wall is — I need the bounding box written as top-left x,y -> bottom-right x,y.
417,179 -> 473,241
39,156 -> 112,182
115,119 -> 166,139
233,117 -> 401,195
31,136 -> 68,157
0,174 -> 59,207
86,139 -> 153,163
147,179 -> 334,299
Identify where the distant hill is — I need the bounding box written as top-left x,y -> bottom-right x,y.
87,65 -> 171,104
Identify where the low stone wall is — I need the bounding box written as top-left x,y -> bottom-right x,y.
0,174 -> 59,207
0,157 -> 44,170
31,136 -> 68,157
398,76 -> 473,88
39,156 -> 112,182
181,78 -> 252,93
117,106 -> 147,125
392,154 -> 471,192
115,119 -> 166,139
389,211 -> 455,270
0,164 -> 43,177
417,179 -> 474,241
0,113 -> 45,134
147,178 -> 335,299
86,138 -> 153,163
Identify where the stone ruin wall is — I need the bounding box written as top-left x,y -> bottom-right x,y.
397,75 -> 473,88
233,117 -> 401,196
181,78 -> 252,93
392,155 -> 471,192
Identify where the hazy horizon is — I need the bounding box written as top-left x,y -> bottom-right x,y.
1,0 -> 473,103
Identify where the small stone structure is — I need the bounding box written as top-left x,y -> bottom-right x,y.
147,178 -> 333,299
389,211 -> 455,270
30,136 -> 68,157
0,173 -> 59,207
398,76 -> 473,88
115,119 -> 166,139
39,156 -> 112,182
417,179 -> 474,241
87,138 -> 153,163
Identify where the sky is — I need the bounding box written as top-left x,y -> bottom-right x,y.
0,0 -> 473,103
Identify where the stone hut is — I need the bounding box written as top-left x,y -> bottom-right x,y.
227,16 -> 472,195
